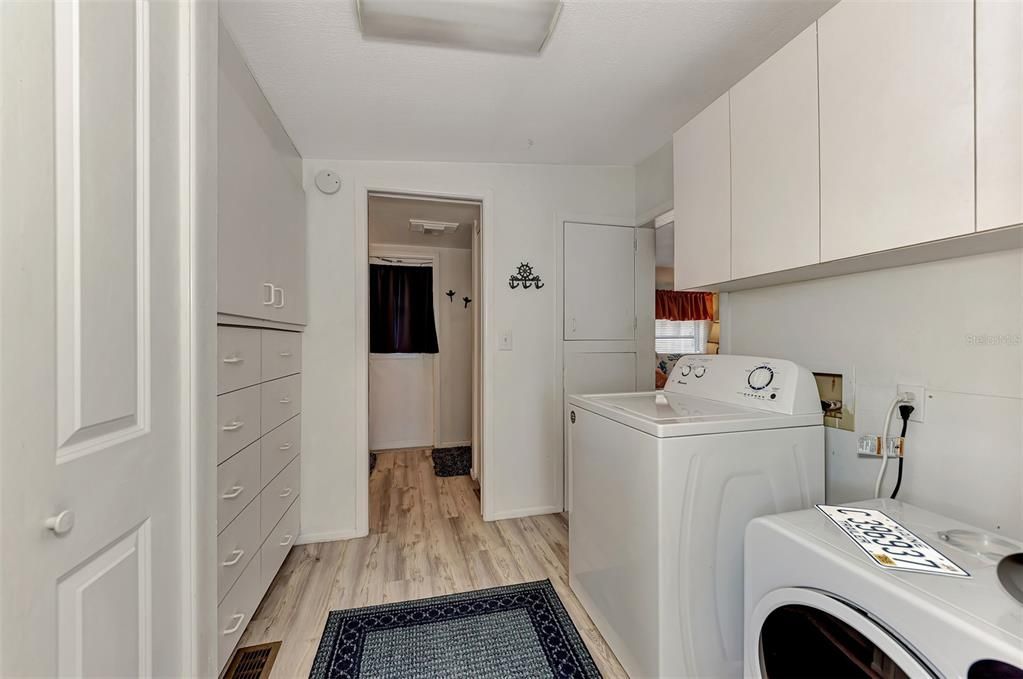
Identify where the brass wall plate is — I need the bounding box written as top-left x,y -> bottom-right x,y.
814,372 -> 854,431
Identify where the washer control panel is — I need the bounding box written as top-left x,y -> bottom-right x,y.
665,354 -> 821,415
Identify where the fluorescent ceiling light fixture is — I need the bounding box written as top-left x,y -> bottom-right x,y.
410,219 -> 460,235
356,0 -> 563,54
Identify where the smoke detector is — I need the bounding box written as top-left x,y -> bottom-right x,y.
410,219 -> 459,236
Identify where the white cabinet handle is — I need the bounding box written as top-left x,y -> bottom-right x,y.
263,282 -> 275,306
222,355 -> 244,364
221,485 -> 244,499
221,549 -> 245,567
221,420 -> 244,432
279,397 -> 292,404
279,442 -> 293,451
223,613 -> 245,635
272,286 -> 285,309
279,487 -> 293,499
278,351 -> 293,357
279,534 -> 294,547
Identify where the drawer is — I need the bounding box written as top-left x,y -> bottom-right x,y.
217,385 -> 261,464
218,326 -> 261,395
261,374 -> 301,435
261,329 -> 302,382
261,415 -> 300,488
217,495 -> 260,603
261,455 -> 300,539
217,554 -> 261,671
217,439 -> 260,533
260,498 -> 300,592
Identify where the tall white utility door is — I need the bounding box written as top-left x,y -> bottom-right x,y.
2,2 -> 190,677
564,222 -> 636,340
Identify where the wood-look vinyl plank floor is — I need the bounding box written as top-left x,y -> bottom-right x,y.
238,449 -> 627,678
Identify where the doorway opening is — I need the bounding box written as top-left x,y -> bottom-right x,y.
365,191 -> 484,518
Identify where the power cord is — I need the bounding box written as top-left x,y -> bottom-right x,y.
873,393 -> 915,498
890,404 -> 914,500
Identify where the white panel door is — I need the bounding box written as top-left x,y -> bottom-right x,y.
1,2 -> 189,676
674,93 -> 731,289
564,222 -> 636,341
818,0 -> 974,260
977,0 -> 1023,232
730,24 -> 820,279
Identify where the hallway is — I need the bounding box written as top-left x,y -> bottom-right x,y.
238,450 -> 626,677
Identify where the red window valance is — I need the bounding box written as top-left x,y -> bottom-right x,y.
655,290 -> 713,322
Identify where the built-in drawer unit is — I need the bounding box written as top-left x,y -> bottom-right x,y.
260,499 -> 300,592
217,554 -> 261,669
217,497 -> 261,602
261,374 -> 301,435
215,323 -> 301,673
217,384 -> 261,464
261,415 -> 300,488
261,329 -> 302,382
218,326 -> 262,395
217,439 -> 260,533
261,456 -> 300,538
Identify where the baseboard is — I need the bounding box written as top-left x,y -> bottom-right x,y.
296,527 -> 366,545
371,439 -> 432,451
436,440 -> 471,448
487,505 -> 563,522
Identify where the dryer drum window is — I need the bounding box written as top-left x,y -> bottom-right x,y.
759,604 -> 911,679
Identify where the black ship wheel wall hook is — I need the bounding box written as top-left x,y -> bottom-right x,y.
508,262 -> 544,290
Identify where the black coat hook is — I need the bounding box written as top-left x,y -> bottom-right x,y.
463,296 -> 472,308
446,290 -> 456,302
508,262 -> 543,290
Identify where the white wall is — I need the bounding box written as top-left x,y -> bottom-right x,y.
301,160 -> 634,540
724,249 -> 1023,538
438,248 -> 473,445
635,140 -> 673,225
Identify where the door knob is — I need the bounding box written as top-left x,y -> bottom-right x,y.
45,509 -> 75,536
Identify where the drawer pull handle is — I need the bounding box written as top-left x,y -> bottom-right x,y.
221,420 -> 244,432
279,397 -> 292,404
279,534 -> 294,547
221,549 -> 245,567
222,355 -> 244,364
222,485 -> 244,500
279,487 -> 293,499
278,351 -> 293,357
279,443 -> 293,451
223,613 -> 246,635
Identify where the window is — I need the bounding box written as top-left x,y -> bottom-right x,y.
655,319 -> 710,354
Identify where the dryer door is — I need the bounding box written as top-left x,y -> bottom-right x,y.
748,588 -> 935,679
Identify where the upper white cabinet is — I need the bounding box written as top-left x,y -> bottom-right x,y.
730,25 -> 820,279
817,0 -> 974,261
218,25 -> 306,325
976,0 -> 1023,232
673,93 -> 731,290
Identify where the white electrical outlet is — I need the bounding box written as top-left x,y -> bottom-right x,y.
897,384 -> 925,422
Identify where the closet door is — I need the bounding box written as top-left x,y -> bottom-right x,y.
564,222 -> 636,341
818,0 -> 974,260
269,166 -> 307,325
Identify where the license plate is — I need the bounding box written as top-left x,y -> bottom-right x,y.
817,505 -> 970,578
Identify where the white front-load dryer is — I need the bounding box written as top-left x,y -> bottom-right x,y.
745,499 -> 1023,678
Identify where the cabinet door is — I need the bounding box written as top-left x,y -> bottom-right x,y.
269,167 -> 307,325
564,222 -> 636,341
731,25 -> 820,279
673,93 -> 731,289
818,0 -> 974,260
977,0 -> 1023,231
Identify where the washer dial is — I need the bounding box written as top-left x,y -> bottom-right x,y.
693,366 -> 706,378
747,366 -> 774,391
678,364 -> 692,377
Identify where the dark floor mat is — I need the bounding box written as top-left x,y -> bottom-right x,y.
431,446 -> 471,477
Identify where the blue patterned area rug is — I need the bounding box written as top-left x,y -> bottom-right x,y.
309,580 -> 602,679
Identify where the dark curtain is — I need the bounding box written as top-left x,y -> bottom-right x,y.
655,290 -> 714,321
370,264 -> 439,353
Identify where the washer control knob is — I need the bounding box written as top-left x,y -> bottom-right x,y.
678,364 -> 692,377
748,366 -> 774,391
693,366 -> 706,378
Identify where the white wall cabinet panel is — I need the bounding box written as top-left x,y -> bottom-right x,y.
977,0 -> 1023,232
564,222 -> 636,340
818,0 -> 974,260
673,93 -> 731,289
731,25 -> 820,279
217,440 -> 261,533
218,326 -> 262,395
261,329 -> 302,381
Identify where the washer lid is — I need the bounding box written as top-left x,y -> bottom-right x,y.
568,391 -> 822,437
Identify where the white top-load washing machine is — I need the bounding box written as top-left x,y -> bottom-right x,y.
746,499 -> 1023,678
567,354 -> 825,678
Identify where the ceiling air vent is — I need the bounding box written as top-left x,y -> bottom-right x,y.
409,219 -> 460,236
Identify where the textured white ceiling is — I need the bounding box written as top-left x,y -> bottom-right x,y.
221,0 -> 837,165
369,195 -> 480,249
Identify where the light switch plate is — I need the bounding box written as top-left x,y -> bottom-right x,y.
499,331 -> 513,351
897,384 -> 925,423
